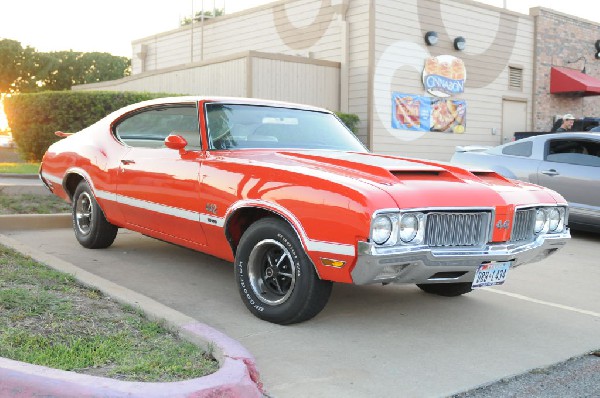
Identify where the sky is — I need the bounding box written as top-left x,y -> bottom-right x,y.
1,0 -> 600,58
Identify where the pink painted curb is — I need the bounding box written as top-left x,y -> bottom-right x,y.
0,321 -> 263,398
0,231 -> 264,397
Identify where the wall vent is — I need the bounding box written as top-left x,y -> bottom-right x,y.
509,66 -> 523,90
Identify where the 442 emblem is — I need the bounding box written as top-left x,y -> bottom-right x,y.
496,220 -> 510,229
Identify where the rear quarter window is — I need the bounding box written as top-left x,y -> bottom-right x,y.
501,141 -> 532,157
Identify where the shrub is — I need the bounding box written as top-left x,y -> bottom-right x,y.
3,91 -> 173,161
335,112 -> 360,134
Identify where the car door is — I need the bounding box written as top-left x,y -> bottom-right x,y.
536,137 -> 600,223
113,103 -> 208,245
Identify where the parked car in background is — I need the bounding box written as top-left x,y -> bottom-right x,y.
514,117 -> 600,140
0,132 -> 15,148
40,97 -> 570,324
452,132 -> 600,231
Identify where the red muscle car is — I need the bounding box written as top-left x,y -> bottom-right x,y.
40,97 -> 570,324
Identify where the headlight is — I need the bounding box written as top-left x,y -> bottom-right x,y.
534,208 -> 547,234
547,207 -> 567,233
400,213 -> 419,243
547,207 -> 561,232
372,215 -> 393,244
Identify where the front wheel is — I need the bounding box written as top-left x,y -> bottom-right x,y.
235,218 -> 332,324
416,282 -> 473,297
72,181 -> 118,249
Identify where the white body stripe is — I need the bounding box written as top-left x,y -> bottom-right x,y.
44,171 -> 355,256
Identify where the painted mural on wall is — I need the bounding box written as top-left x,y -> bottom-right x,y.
373,1 -> 519,142
392,93 -> 466,133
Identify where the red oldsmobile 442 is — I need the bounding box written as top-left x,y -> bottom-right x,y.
40,97 -> 570,324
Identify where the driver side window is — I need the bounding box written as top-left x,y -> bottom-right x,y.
115,105 -> 200,149
206,104 -> 235,149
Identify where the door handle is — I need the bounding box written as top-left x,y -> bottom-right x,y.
121,159 -> 135,165
541,169 -> 559,176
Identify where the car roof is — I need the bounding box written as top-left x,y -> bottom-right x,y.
529,132 -> 600,141
485,132 -> 600,155
124,96 -> 329,113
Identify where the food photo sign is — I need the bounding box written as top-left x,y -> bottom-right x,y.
391,55 -> 467,133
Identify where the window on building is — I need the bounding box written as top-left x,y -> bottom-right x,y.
509,66 -> 523,91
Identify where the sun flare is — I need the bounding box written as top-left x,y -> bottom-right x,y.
0,95 -> 9,131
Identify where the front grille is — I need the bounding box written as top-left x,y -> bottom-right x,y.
510,208 -> 536,242
425,212 -> 490,247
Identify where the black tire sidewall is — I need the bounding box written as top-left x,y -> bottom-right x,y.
235,218 -> 320,323
72,181 -> 116,249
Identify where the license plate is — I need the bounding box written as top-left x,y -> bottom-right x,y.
472,261 -> 511,288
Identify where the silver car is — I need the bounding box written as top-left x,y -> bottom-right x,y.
451,132 -> 600,231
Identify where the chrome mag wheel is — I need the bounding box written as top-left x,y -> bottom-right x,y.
75,191 -> 93,236
247,239 -> 296,305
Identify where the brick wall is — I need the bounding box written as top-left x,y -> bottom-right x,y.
533,8 -> 600,131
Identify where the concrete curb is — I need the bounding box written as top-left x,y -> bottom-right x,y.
0,173 -> 39,179
0,184 -> 50,196
0,232 -> 264,397
0,213 -> 72,230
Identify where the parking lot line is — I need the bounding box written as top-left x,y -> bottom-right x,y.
482,287 -> 600,318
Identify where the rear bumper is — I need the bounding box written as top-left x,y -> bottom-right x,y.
351,230 -> 570,285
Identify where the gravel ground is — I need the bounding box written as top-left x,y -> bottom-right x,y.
452,351 -> 600,398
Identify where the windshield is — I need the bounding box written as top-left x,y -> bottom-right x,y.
205,103 -> 367,152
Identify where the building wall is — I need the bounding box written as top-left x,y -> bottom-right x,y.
132,0 -> 343,74
345,1 -> 371,145
371,0 -> 534,160
251,55 -> 340,108
73,52 -> 341,111
76,54 -> 250,96
532,8 -> 600,131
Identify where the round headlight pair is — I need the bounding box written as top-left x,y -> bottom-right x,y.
535,207 -> 564,234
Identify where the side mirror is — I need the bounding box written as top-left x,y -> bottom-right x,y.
164,134 -> 188,151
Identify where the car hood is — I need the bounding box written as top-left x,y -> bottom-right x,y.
221,150 -> 566,209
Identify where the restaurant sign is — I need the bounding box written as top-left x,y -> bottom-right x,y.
422,55 -> 466,98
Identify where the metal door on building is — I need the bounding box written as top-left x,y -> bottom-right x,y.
502,99 -> 527,143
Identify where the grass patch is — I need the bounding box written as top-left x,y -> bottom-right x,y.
0,245 -> 218,382
0,162 -> 40,174
0,193 -> 72,214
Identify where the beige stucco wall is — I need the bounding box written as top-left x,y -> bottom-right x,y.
371,0 -> 534,161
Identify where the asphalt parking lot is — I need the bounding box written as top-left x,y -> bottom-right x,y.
1,225 -> 598,398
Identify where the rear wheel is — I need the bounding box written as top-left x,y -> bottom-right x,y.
235,218 -> 332,324
416,282 -> 473,297
72,181 -> 118,249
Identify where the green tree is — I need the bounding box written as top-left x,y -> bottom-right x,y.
0,39 -> 131,93
180,8 -> 224,25
0,39 -> 30,93
32,51 -> 131,91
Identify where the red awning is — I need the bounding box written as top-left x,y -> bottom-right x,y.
550,66 -> 600,96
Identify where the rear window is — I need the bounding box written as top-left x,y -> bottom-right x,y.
501,141 -> 532,157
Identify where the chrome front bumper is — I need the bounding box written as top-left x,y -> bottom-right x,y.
351,230 -> 570,285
